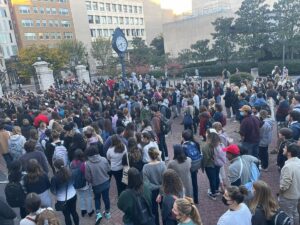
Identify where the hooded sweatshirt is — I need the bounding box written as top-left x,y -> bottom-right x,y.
8,134 -> 26,160
85,154 -> 110,187
259,118 -> 274,147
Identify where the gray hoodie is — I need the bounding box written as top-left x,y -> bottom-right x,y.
85,155 -> 110,187
259,118 -> 274,147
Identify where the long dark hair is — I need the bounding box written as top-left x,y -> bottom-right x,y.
25,159 -> 43,183
162,169 -> 183,196
53,159 -> 71,184
127,167 -> 143,193
111,134 -> 125,153
173,144 -> 187,163
8,160 -> 22,182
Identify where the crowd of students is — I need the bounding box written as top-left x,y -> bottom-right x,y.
0,71 -> 299,225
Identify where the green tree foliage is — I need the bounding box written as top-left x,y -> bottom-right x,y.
272,0 -> 300,59
129,37 -> 151,66
211,17 -> 236,63
18,45 -> 67,78
149,35 -> 168,67
191,39 -> 211,63
91,38 -> 118,76
150,35 -> 165,56
234,0 -> 271,62
57,40 -> 86,66
178,49 -> 194,65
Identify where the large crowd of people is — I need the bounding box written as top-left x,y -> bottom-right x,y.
0,68 -> 300,225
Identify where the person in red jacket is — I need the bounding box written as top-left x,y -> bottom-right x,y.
33,107 -> 49,128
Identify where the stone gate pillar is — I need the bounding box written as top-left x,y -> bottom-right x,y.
32,60 -> 55,91
75,65 -> 90,84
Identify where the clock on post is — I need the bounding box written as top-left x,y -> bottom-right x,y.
112,28 -> 128,81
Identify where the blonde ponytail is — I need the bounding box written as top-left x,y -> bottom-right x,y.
175,197 -> 203,225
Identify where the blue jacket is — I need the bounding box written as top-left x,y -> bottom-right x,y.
289,122 -> 300,141
259,118 -> 274,147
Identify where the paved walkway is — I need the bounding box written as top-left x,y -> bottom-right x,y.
0,115 -> 280,225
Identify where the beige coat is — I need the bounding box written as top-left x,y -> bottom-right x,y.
280,157 -> 300,199
0,130 -> 10,155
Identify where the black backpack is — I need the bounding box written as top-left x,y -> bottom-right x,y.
5,182 -> 26,208
131,191 -> 155,225
160,105 -> 172,119
70,162 -> 87,189
160,117 -> 171,135
271,209 -> 291,225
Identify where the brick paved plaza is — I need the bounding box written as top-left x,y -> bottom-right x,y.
0,114 -> 280,225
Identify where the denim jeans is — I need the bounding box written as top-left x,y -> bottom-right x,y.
242,142 -> 259,158
61,195 -> 79,225
77,186 -> 93,213
93,183 -> 110,213
111,169 -> 126,196
205,166 -> 220,195
259,146 -> 269,169
158,133 -> 168,160
191,170 -> 199,204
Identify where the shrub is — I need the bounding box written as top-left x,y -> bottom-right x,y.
229,72 -> 254,86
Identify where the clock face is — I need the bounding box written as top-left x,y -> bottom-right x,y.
116,36 -> 128,52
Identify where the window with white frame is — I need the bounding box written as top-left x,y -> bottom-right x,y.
24,33 -> 36,40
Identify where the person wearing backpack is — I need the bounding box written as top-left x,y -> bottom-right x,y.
51,130 -> 68,166
23,159 -> 51,207
51,159 -> 79,225
8,126 -> 26,161
85,146 -> 111,225
249,180 -> 290,225
279,143 -> 300,225
5,160 -> 27,218
151,104 -> 168,161
288,111 -> 300,142
70,149 -> 94,218
118,167 -> 154,225
202,130 -> 224,201
183,100 -> 194,132
182,129 -> 202,204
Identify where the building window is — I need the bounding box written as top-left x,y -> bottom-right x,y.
36,20 -> 41,27
9,33 -> 12,43
138,6 -> 142,14
40,7 -> 44,14
59,0 -> 67,3
100,16 -> 106,24
106,3 -> 110,11
51,8 -> 57,14
86,1 -> 91,10
48,20 -> 54,27
90,29 -> 96,37
42,20 -> 47,27
8,20 -> 12,30
92,2 -> 98,10
55,20 -> 59,27
45,33 -> 50,39
99,2 -> 104,11
97,29 -> 102,37
139,18 -> 143,25
33,6 -> 38,13
128,5 -> 132,13
107,16 -> 112,24
103,29 -> 108,37
38,33 -> 43,40
57,32 -> 61,39
19,6 -> 30,14
24,33 -> 36,40
136,29 -> 140,36
88,15 -> 93,24
132,29 -> 136,36
51,32 -> 56,39
119,17 -> 124,24
113,17 -> 118,24
130,17 -> 134,25
126,29 -> 130,36
59,8 -> 69,15
134,17 -> 138,25
117,4 -> 122,12
61,20 -> 71,27
64,32 -> 73,39
134,6 -> 137,13
141,29 -> 144,36
21,19 -> 34,27
109,29 -> 113,36
95,16 -> 100,24
112,4 -> 116,12
123,5 -> 127,13
46,8 -> 51,14
12,45 -> 17,55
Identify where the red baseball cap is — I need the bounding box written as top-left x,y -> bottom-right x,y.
223,144 -> 240,155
